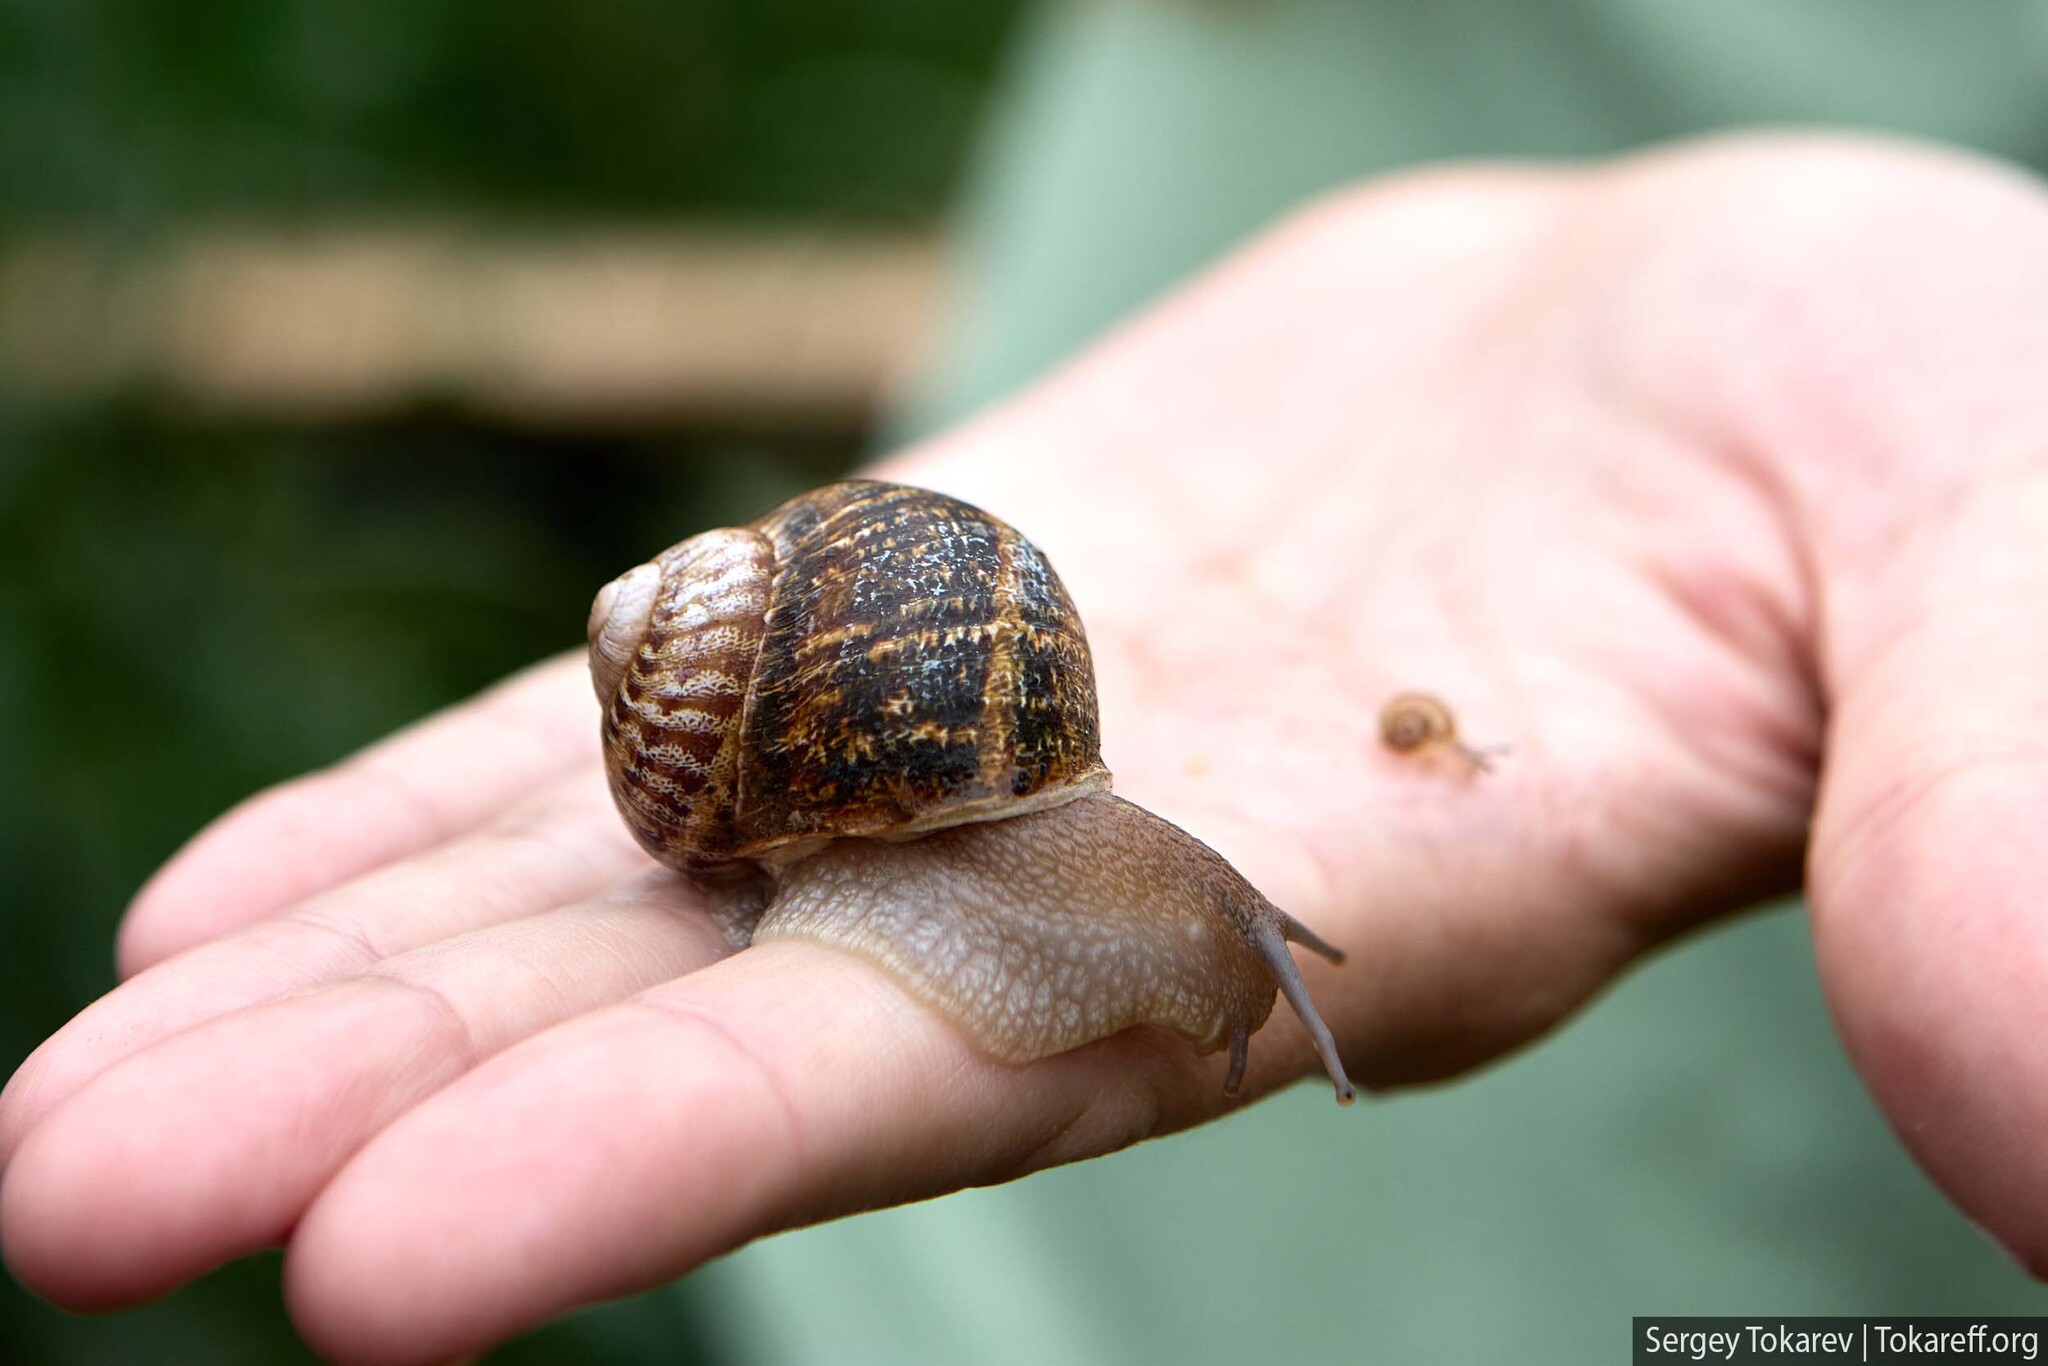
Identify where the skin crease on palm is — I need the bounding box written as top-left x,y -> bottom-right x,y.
5,132 -> 2048,1363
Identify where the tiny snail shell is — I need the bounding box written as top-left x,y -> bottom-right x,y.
1379,692 -> 1501,774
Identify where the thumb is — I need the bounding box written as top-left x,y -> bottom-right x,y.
1809,471 -> 2048,1275
1662,140 -> 2048,1275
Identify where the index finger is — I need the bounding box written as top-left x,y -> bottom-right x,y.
118,653 -> 595,975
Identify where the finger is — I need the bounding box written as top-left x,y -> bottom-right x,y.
119,653 -> 594,975
0,775 -> 644,1159
1808,473 -> 2048,1274
1,882 -> 729,1310
280,941 -> 1240,1365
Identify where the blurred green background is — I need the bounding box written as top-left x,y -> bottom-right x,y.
8,1 -> 2048,1362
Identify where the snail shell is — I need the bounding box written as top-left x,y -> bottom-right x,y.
592,481 -> 1107,871
589,481 -> 1353,1101
1379,692 -> 1497,773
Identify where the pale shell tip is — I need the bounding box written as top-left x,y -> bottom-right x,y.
588,561 -> 663,704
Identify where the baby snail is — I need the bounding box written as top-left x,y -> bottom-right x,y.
1378,692 -> 1501,774
588,480 -> 1354,1102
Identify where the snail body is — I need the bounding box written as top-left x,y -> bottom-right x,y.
590,481 -> 1352,1101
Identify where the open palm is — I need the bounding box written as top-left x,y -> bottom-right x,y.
6,135 -> 2047,1364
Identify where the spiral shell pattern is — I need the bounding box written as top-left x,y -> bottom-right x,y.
599,527 -> 776,869
1378,692 -> 1456,753
593,481 -> 1108,872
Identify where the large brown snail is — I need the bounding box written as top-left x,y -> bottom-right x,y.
587,480 -> 1353,1101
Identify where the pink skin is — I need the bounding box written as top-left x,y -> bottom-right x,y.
5,133 -> 2048,1363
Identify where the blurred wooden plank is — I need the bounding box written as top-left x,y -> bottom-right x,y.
0,225 -> 941,431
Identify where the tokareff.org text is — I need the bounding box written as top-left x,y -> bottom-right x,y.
1642,1323 -> 2042,1361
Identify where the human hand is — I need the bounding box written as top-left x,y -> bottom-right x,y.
6,133 -> 2047,1363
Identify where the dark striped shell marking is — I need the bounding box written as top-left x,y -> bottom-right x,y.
742,482 -> 1105,849
596,481 -> 1108,872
